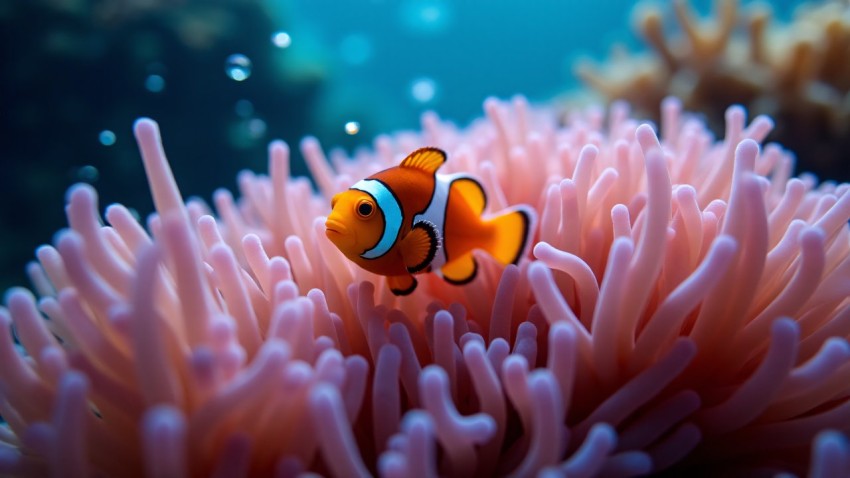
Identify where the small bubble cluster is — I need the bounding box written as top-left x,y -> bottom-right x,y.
225,54 -> 252,81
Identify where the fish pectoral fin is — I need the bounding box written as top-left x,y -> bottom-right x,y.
441,253 -> 478,285
401,221 -> 441,273
387,274 -> 418,296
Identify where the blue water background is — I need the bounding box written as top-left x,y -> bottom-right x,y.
0,0 -> 810,290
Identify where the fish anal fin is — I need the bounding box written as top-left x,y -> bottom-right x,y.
442,253 -> 478,285
401,221 -> 441,273
387,274 -> 418,296
451,176 -> 487,215
400,147 -> 446,175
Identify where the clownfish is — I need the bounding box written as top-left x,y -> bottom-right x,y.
325,147 -> 535,295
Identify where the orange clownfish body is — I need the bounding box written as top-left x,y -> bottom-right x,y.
325,147 -> 534,295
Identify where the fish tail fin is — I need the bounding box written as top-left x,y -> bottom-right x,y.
484,206 -> 535,265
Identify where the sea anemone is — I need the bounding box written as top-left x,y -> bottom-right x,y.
1,96 -> 849,477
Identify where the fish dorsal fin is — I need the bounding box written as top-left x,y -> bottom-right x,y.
400,147 -> 446,175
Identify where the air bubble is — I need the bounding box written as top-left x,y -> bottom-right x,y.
75,165 -> 99,182
225,54 -> 252,81
272,31 -> 292,48
99,130 -> 116,146
145,74 -> 165,93
411,77 -> 436,103
345,121 -> 361,135
248,118 -> 267,139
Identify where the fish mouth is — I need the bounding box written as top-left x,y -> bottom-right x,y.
324,218 -> 348,235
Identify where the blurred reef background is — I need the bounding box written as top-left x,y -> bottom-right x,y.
0,0 -> 844,291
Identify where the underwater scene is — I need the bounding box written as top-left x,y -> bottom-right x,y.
1,0 -> 850,476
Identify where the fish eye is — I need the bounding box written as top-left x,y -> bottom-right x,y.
356,199 -> 375,218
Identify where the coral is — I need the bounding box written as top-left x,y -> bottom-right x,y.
1,96 -> 850,477
577,0 -> 850,183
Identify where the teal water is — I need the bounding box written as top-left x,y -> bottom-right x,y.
0,0 -> 810,292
